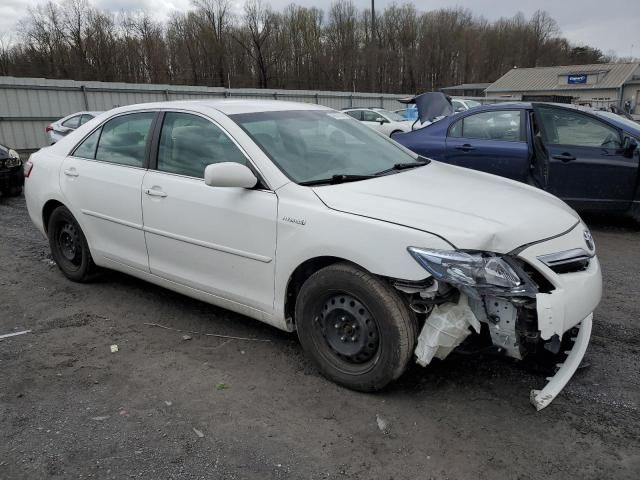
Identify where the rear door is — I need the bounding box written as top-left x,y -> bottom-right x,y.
60,111 -> 156,271
445,109 -> 530,181
533,104 -> 639,211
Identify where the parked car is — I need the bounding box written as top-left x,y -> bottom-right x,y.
342,107 -> 414,136
25,100 -> 602,410
394,102 -> 640,219
451,98 -> 482,112
0,142 -> 24,197
47,111 -> 103,144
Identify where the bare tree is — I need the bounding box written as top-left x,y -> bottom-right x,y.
4,2 -> 609,92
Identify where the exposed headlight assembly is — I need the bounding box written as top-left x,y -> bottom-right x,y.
5,149 -> 22,168
407,247 -> 522,290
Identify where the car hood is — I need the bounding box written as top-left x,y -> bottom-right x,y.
312,161 -> 579,253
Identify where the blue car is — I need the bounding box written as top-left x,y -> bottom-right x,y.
394,102 -> 640,219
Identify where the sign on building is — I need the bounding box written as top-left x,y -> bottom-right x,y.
568,74 -> 588,85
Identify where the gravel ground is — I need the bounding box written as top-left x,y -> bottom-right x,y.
1,193 -> 639,479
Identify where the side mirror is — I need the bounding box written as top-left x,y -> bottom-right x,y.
204,162 -> 258,188
623,137 -> 638,157
375,117 -> 387,124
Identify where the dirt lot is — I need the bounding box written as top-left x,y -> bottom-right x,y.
1,193 -> 639,479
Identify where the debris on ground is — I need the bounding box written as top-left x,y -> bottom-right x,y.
110,344 -> 119,353
192,427 -> 204,438
215,383 -> 228,391
182,335 -> 192,341
376,414 -> 390,434
91,416 -> 110,421
0,329 -> 32,340
143,322 -> 271,342
164,401 -> 172,407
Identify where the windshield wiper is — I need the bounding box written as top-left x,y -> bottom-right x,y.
299,174 -> 377,186
375,157 -> 430,176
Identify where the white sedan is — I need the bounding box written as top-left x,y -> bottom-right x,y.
342,108 -> 415,136
47,111 -> 103,144
25,100 -> 601,409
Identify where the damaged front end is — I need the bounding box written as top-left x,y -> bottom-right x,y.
395,247 -> 594,411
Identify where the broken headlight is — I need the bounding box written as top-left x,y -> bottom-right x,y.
407,247 -> 522,289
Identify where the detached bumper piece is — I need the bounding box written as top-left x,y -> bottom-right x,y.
530,314 -> 592,411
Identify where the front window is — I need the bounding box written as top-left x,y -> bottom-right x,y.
157,112 -> 246,178
231,110 -> 420,184
537,106 -> 622,148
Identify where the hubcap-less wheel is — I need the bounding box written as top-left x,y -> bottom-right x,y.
47,206 -> 98,282
316,294 -> 380,364
57,222 -> 82,266
295,263 -> 418,391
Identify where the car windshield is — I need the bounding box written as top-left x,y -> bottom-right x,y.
231,110 -> 420,184
374,109 -> 406,122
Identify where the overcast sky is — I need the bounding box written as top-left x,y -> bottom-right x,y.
1,0 -> 638,58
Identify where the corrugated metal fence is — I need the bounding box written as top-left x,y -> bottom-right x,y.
0,76 -> 414,151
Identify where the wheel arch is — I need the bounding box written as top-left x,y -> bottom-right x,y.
284,256 -> 365,328
42,199 -> 65,234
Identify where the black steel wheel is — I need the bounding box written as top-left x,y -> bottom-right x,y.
315,293 -> 380,372
47,206 -> 97,282
296,263 -> 417,392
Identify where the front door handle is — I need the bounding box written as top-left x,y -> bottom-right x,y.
144,187 -> 167,198
455,144 -> 475,152
63,168 -> 79,177
552,153 -> 576,162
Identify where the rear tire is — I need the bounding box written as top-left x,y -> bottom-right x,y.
295,262 -> 417,392
47,206 -> 97,282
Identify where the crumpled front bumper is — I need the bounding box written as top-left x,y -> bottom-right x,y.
516,224 -> 602,340
530,313 -> 592,410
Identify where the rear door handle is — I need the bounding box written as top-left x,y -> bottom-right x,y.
455,144 -> 475,151
63,168 -> 79,177
552,153 -> 576,162
144,187 -> 167,198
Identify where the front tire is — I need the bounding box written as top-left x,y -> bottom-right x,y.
295,263 -> 417,392
47,206 -> 97,282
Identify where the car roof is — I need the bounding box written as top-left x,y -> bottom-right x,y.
110,99 -> 332,116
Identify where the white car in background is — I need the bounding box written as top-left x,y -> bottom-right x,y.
451,98 -> 482,112
47,111 -> 103,144
25,100 -> 601,410
342,107 -> 414,136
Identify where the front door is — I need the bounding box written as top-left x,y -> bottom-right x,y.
141,111 -> 278,314
445,109 -> 530,182
60,111 -> 156,271
534,104 -> 639,211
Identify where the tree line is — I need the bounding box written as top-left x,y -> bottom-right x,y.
0,0 -> 610,94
